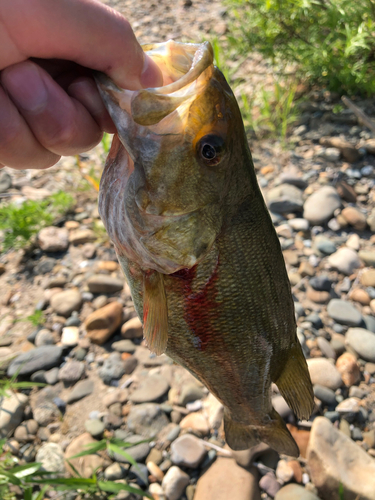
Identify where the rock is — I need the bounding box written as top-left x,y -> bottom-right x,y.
104,462 -> 127,480
336,397 -> 360,414
50,290 -> 82,317
327,299 -> 362,327
320,136 -> 360,163
147,460 -> 164,482
99,352 -> 126,384
259,472 -> 281,497
66,379 -> 94,404
349,288 -> 371,305
341,207 -> 367,231
58,360 -> 85,384
276,459 -> 294,483
361,270 -> 375,287
111,434 -> 150,463
130,375 -> 169,403
316,337 -> 336,359
162,466 -> 190,500
0,392 -> 28,438
267,184 -> 304,214
123,356 -> 138,375
36,443 -> 65,475
170,434 -> 206,468
306,287 -> 331,304
69,229 -> 97,245
121,317 -> 143,339
65,433 -> 105,478
38,226 -> 69,253
7,346 -> 63,376
14,419 -> 39,442
309,275 -> 333,292
178,384 -> 205,406
103,388 -> 129,407
87,275 -> 124,294
85,302 -> 123,345
313,236 -> 336,256
127,403 -> 169,438
288,218 -> 309,231
61,326 -> 79,347
346,328 -> 375,362
179,413 -> 209,437
0,171 -> 12,192
44,367 -> 59,385
303,186 -> 341,225
112,339 -> 136,353
313,385 -> 337,406
272,395 -> 293,419
33,402 -> 60,426
85,419 -> 105,439
336,352 -> 360,386
346,233 -> 360,250
320,147 -> 340,161
35,329 -> 57,347
327,248 -> 361,275
195,457 -> 260,500
275,484 -> 320,500
307,358 -> 342,390
359,251 -> 375,267
307,417 -> 375,500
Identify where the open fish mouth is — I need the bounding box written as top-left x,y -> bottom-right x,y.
95,40 -> 215,134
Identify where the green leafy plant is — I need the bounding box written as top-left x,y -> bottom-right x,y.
0,191 -> 74,251
0,434 -> 153,499
24,310 -> 46,327
226,0 -> 375,95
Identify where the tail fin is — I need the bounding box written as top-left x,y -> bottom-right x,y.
274,343 -> 314,421
224,409 -> 299,457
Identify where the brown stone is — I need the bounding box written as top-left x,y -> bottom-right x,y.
286,425 -> 310,458
336,352 -> 360,387
69,229 -> 97,245
341,207 -> 367,231
65,433 -> 104,478
349,288 -> 371,305
319,137 -> 360,163
361,270 -> 375,287
336,181 -> 357,203
85,301 -> 123,345
96,261 -> 119,272
298,261 -> 315,277
306,287 -> 331,304
121,316 -> 143,339
194,457 -> 260,500
288,459 -> 303,483
179,413 -> 209,437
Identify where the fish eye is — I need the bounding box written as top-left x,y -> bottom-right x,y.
197,134 -> 225,166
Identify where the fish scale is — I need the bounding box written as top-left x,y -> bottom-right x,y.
96,40 -> 314,456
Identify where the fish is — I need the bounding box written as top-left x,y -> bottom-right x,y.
95,40 -> 314,456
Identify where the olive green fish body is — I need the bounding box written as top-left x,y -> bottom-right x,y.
97,41 -> 314,455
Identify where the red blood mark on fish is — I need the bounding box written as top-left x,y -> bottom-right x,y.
172,260 -> 219,351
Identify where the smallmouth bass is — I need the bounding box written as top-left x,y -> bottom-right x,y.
96,41 -> 314,456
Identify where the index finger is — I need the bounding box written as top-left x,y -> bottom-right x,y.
0,0 -> 162,89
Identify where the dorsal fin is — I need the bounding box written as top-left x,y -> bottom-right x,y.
143,270 -> 168,355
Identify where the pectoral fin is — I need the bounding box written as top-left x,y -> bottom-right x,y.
143,270 -> 168,355
274,343 -> 314,421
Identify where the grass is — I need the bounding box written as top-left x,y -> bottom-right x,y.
226,0 -> 375,96
0,191 -> 74,252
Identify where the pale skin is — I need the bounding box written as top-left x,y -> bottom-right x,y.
0,0 -> 163,170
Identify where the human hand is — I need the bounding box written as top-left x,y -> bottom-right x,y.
0,0 -> 162,169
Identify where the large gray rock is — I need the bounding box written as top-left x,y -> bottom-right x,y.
275,484 -> 320,500
346,328 -> 375,362
307,358 -> 342,390
36,443 -> 65,475
327,248 -> 361,275
130,375 -> 169,403
0,391 -> 28,438
7,346 -> 63,377
162,466 -> 190,500
303,186 -> 341,225
127,403 -> 169,438
50,289 -> 82,317
307,417 -> 375,500
327,299 -> 362,327
87,275 -> 124,293
66,379 -> 95,404
38,226 -> 69,253
170,434 -> 207,468
267,184 -> 304,214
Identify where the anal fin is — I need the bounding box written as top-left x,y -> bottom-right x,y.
274,343 -> 314,421
224,409 -> 299,457
143,270 -> 168,355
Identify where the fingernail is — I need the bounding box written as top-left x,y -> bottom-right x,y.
2,62 -> 48,113
140,55 -> 163,89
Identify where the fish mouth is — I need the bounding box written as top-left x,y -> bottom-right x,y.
95,40 -> 214,133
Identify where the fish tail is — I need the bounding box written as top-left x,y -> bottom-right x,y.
273,342 -> 314,421
224,408 -> 299,457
